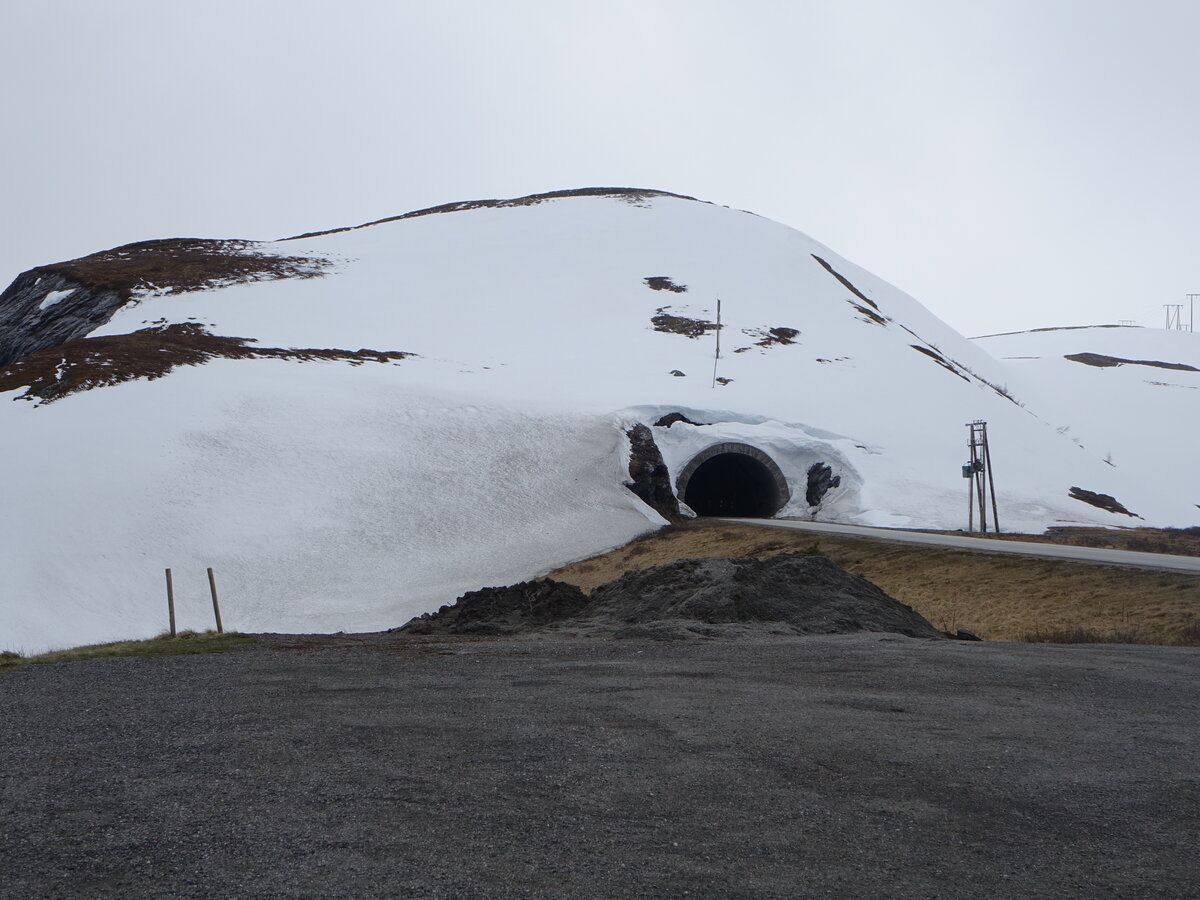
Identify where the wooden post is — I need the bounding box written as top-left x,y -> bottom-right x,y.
165,568 -> 176,637
984,430 -> 1000,534
207,567 -> 224,634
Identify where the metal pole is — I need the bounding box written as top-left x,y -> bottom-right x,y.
967,427 -> 977,532
711,298 -> 722,388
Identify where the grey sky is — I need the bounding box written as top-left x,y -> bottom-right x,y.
3,0 -> 1197,336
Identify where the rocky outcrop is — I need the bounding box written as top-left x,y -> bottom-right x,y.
806,462 -> 842,506
625,424 -> 681,519
0,238 -> 329,368
1069,486 -> 1140,518
0,270 -> 124,367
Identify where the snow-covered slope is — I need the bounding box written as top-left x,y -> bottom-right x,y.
973,324 -> 1200,510
2,189 -> 1195,652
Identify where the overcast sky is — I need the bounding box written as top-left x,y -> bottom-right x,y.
3,0 -> 1197,336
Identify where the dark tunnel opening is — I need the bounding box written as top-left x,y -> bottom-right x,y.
682,452 -> 785,517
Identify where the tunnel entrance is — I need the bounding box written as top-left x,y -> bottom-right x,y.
676,443 -> 789,518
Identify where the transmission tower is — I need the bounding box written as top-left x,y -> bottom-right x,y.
1165,304 -> 1184,330
963,421 -> 999,533
1188,294 -> 1199,333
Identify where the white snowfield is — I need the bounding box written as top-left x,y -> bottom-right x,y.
2,191 -> 1197,653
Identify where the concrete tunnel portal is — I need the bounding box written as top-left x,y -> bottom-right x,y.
676,442 -> 791,518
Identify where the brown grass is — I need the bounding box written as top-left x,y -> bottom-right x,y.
948,525 -> 1200,557
284,188 -> 702,241
546,520 -> 1200,644
0,322 -> 412,404
37,238 -> 329,300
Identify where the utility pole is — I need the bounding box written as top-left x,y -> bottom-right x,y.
963,421 -> 999,533
1165,304 -> 1184,330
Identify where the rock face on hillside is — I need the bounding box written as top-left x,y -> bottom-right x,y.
396,553 -> 943,640
0,271 -> 124,367
0,239 -> 330,367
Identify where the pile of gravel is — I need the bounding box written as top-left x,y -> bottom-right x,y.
398,553 -> 943,640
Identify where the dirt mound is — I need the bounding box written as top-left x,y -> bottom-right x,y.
398,579 -> 590,636
398,553 -> 943,640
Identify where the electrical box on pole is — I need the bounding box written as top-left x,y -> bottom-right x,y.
963,421 -> 999,533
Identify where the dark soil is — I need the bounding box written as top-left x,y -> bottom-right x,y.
0,322 -> 412,405
1069,486 -> 1140,518
284,187 -> 703,241
1065,352 -> 1199,372
398,580 -> 590,636
650,306 -> 719,339
395,554 -> 943,642
643,276 -> 688,293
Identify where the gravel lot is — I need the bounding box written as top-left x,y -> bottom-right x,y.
1,633 -> 1197,898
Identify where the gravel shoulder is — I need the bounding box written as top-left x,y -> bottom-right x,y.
2,633 -> 1197,898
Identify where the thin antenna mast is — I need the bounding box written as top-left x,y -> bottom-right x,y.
711,297 -> 722,388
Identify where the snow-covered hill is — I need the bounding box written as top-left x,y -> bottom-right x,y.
972,324 -> 1200,510
2,188 -> 1196,653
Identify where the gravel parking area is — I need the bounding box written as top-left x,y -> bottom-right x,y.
1,633 -> 1197,898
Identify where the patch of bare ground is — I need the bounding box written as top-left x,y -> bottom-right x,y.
37,238 -> 329,300
546,520 -> 1200,644
650,305 -> 719,338
1065,351 -> 1199,372
284,188 -> 701,240
0,322 -> 412,404
643,276 -> 688,293
947,525 -> 1200,556
733,326 -> 799,353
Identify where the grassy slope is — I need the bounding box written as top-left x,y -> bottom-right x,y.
0,631 -> 256,672
547,521 -> 1200,643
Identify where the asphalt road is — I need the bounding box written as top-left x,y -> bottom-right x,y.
730,518 -> 1200,573
2,633 -> 1197,898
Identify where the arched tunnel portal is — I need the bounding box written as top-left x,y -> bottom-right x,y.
676,443 -> 790,518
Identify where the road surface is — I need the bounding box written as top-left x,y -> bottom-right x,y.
728,518 -> 1200,573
